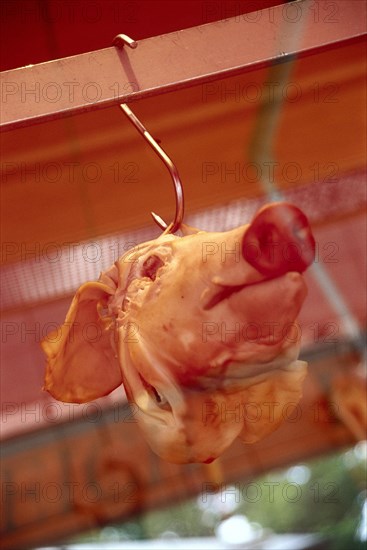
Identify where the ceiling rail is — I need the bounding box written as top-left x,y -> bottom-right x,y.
0,0 -> 365,131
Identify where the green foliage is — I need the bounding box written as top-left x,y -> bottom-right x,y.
321,518 -> 366,550
71,444 -> 366,547
140,499 -> 212,538
238,451 -> 365,535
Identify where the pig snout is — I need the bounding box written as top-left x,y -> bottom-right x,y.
242,202 -> 315,277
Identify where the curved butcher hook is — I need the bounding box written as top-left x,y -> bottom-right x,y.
119,104 -> 185,234
114,33 -> 184,233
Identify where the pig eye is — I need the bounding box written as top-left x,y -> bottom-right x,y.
139,374 -> 171,411
141,255 -> 164,280
151,386 -> 170,409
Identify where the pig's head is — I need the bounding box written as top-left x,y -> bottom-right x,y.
42,202 -> 315,463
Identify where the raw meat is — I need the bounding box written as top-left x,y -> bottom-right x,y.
42,202 -> 315,463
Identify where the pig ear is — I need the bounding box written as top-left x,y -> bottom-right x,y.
238,361 -> 307,443
41,282 -> 123,404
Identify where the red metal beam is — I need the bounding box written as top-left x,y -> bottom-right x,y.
0,355 -> 356,549
0,0 -> 365,131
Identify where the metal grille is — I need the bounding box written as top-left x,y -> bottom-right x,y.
1,170 -> 365,312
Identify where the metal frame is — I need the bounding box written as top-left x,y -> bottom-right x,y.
0,0 -> 365,130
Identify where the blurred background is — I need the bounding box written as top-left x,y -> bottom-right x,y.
1,1 -> 366,549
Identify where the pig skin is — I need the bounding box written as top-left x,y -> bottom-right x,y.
42,203 -> 313,463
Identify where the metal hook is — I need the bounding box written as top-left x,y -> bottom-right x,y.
113,34 -> 138,49
119,103 -> 185,234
